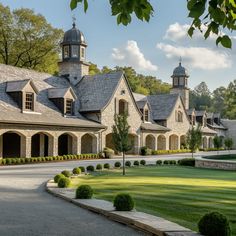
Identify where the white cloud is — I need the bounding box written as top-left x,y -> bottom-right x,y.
157,43 -> 232,70
112,40 -> 158,72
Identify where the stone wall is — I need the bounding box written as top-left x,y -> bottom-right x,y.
221,119 -> 236,149
195,159 -> 236,170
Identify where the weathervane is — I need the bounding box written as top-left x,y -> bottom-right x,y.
72,15 -> 76,27
179,56 -> 182,65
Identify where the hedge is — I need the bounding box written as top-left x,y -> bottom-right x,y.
152,149 -> 191,155
0,154 -> 100,166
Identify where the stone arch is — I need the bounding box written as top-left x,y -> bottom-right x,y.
202,136 -> 208,149
81,133 -> 97,154
145,134 -> 156,150
105,133 -> 115,151
127,134 -> 139,154
180,135 -> 187,149
1,131 -> 26,158
31,132 -> 53,157
157,135 -> 166,150
169,134 -> 179,150
58,132 -> 77,156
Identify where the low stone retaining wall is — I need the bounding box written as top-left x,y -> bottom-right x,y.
195,158 -> 236,170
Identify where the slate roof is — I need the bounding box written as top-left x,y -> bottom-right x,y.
147,94 -> 179,120
136,100 -> 147,110
6,79 -> 38,93
201,126 -> 217,134
0,64 -> 104,129
48,87 -> 77,99
195,110 -> 206,116
133,92 -> 147,102
141,123 -> 170,132
187,108 -> 195,115
76,71 -> 123,112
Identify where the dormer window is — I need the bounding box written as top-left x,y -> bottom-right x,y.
66,99 -> 73,115
144,109 -> 149,122
25,93 -> 34,111
71,45 -> 79,58
63,46 -> 70,58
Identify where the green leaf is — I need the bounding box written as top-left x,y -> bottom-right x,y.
229,0 -> 236,7
70,0 -> 78,10
216,36 -> 222,46
221,35 -> 232,48
84,0 -> 88,12
188,1 -> 206,18
188,26 -> 195,37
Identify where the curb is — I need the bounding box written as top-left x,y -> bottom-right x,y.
46,180 -> 201,236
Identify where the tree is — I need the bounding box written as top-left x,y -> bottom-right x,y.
70,0 -> 236,48
224,80 -> 236,119
112,114 -> 132,175
213,136 -> 224,154
186,125 -> 203,158
224,137 -> 233,151
212,86 -> 226,116
0,4 -> 63,74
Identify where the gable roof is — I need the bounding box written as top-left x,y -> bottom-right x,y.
48,87 -> 77,100
76,71 -> 123,112
141,123 -> 170,132
6,79 -> 38,94
147,94 -> 179,120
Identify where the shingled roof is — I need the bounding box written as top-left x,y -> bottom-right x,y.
147,94 -> 179,120
0,64 -> 104,129
76,71 -> 124,112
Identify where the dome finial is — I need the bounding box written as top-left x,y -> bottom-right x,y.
179,56 -> 182,66
72,15 -> 76,28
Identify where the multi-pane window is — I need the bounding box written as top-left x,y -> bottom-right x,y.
66,99 -> 73,115
63,46 -> 70,58
81,47 -> 85,59
144,109 -> 149,122
71,45 -> 79,58
25,93 -> 34,111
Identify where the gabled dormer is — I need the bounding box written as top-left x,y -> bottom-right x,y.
48,87 -> 77,116
6,79 -> 38,112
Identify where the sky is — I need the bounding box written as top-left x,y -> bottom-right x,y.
1,0 -> 236,91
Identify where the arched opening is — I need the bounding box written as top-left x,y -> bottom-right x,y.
208,137 -> 213,148
31,132 -> 52,157
145,135 -> 156,150
81,133 -> 97,154
176,111 -> 183,122
119,99 -> 128,115
157,135 -> 166,150
127,134 -> 139,154
105,133 -> 115,151
180,135 -> 186,149
169,134 -> 179,150
2,132 -> 24,158
58,133 -> 75,156
202,136 -> 208,149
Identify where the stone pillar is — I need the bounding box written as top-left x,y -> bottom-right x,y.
73,135 -> 81,155
92,134 -> 98,154
0,135 -> 2,158
21,136 -> 31,158
177,136 -> 181,150
166,135 -> 169,150
39,133 -> 45,157
49,136 -> 58,156
154,136 -> 157,150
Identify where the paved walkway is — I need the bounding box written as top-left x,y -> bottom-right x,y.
0,150 -> 235,236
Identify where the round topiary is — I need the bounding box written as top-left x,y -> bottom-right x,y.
125,161 -> 131,167
198,212 -> 230,236
133,160 -> 139,166
79,166 -> 85,172
54,173 -> 65,183
58,177 -> 70,188
72,167 -> 81,175
86,165 -> 95,172
140,160 -> 146,165
114,193 -> 135,211
61,170 -> 71,177
156,160 -> 162,165
114,162 -> 121,168
104,163 -> 110,169
163,160 -> 169,165
76,185 -> 93,199
96,164 -> 102,170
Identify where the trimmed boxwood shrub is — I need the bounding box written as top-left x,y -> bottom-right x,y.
125,161 -> 131,167
86,165 -> 95,172
72,167 -> 81,175
163,160 -> 169,165
156,160 -> 162,165
76,185 -> 93,199
169,160 -> 177,165
79,166 -> 85,172
103,147 -> 115,158
61,170 -> 71,177
133,160 -> 139,166
104,163 -> 110,169
114,193 -> 135,211
178,158 -> 195,166
58,177 -> 70,188
198,212 -> 230,236
114,161 -> 121,168
140,160 -> 146,166
54,174 -> 65,183
140,146 -> 148,155
96,164 -> 103,170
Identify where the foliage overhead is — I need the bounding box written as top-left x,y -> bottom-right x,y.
70,0 -> 236,48
0,4 -> 63,74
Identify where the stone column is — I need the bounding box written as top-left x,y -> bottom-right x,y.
166,135 -> 169,150
49,135 -> 58,156
73,134 -> 81,155
0,135 -> 2,158
177,136 -> 181,150
21,136 -> 31,158
154,136 -> 157,150
39,133 -> 45,157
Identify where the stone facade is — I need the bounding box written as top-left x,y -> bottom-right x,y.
221,119 -> 236,149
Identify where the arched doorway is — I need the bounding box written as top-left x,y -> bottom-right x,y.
58,133 -> 75,156
81,133 -> 97,154
105,133 -> 115,151
31,132 -> 52,157
127,134 -> 139,154
180,135 -> 186,149
202,136 -> 208,149
157,135 -> 166,150
2,132 -> 25,158
169,134 -> 179,150
145,135 -> 156,150
208,137 -> 213,148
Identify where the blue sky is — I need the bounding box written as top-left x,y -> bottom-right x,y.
1,0 -> 236,91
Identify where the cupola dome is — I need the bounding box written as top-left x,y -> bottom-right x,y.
172,62 -> 189,78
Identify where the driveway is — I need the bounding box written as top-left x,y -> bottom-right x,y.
0,150 -> 235,236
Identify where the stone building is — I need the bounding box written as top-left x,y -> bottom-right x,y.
0,23 -> 233,158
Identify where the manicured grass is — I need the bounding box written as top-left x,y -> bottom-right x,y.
71,166 -> 236,235
204,154 -> 236,161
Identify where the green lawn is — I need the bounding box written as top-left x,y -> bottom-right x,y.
71,166 -> 236,235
